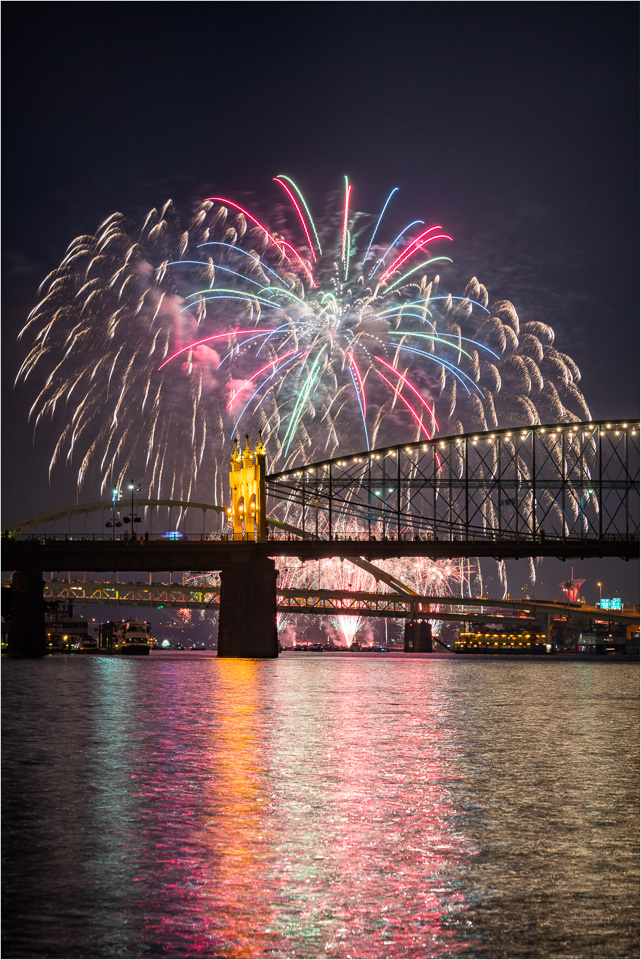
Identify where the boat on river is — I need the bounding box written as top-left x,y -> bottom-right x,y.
45,602 -> 93,654
75,637 -> 101,654
98,618 -> 153,654
115,619 -> 153,655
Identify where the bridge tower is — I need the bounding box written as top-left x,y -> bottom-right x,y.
219,433 -> 278,657
229,434 -> 268,541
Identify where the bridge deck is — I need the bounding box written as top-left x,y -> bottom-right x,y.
2,535 -> 638,574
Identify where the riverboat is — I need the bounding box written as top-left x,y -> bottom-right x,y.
115,619 -> 153,655
45,602 -> 93,653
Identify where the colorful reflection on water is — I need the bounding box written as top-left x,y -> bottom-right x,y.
2,655 -> 639,958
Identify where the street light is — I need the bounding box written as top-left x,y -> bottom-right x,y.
105,487 -> 122,539
597,582 -> 602,606
122,479 -> 142,537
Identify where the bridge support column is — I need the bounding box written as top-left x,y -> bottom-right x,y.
218,553 -> 278,658
6,571 -> 46,658
404,619 -> 432,652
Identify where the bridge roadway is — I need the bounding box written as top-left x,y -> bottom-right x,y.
3,533 -> 636,574
4,529 -> 638,658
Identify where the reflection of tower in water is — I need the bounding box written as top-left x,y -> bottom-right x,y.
202,660 -> 276,954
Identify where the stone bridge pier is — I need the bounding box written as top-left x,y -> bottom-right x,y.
218,551 -> 279,658
6,570 -> 45,658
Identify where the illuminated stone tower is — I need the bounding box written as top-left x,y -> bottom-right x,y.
228,433 -> 268,541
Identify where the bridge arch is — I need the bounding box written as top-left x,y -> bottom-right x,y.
5,499 -> 226,536
265,419 -> 639,548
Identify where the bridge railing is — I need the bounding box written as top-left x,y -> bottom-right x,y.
3,533 -> 220,543
5,530 -> 639,545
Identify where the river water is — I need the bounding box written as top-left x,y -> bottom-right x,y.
2,653 -> 638,959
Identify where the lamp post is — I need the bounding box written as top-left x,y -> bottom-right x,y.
123,479 -> 142,537
113,487 -> 121,533
597,582 -> 602,606
105,487 -> 122,539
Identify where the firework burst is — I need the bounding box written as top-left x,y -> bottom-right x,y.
18,176 -> 590,508
276,523 -> 474,647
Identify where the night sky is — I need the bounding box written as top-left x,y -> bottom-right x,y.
3,4 -> 639,602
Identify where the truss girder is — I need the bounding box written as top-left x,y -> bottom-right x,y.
266,420 -> 640,547
44,582 -> 221,607
37,581 -> 639,626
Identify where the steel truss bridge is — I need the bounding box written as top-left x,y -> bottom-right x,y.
266,419 -> 639,556
4,419 -> 639,658
6,420 -> 639,561
38,580 -> 638,628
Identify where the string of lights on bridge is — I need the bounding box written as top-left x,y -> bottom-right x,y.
280,422 -> 638,479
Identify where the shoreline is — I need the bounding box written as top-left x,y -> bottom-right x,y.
278,650 -> 640,663
145,649 -> 640,664
6,650 -> 637,664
